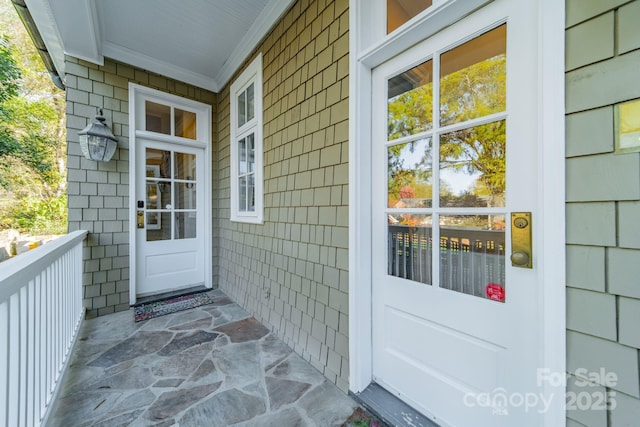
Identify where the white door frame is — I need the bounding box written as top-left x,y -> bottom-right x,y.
128,83 -> 212,304
348,0 -> 566,424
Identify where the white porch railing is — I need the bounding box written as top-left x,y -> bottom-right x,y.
0,230 -> 87,427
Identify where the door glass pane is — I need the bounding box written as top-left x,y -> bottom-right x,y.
388,138 -> 432,208
387,0 -> 432,34
439,215 -> 506,302
146,148 -> 171,179
247,83 -> 255,122
147,212 -> 172,241
387,214 -> 432,285
174,152 -> 196,180
176,183 -> 196,209
388,60 -> 433,140
175,212 -> 196,239
439,120 -> 506,208
440,24 -> 507,127
146,183 -> 159,210
157,182 -> 172,208
145,101 -> 171,134
175,108 -> 197,139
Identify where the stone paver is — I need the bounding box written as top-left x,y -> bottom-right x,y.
46,289 -> 359,426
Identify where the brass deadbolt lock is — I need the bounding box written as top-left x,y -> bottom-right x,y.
514,217 -> 529,229
137,210 -> 144,229
511,212 -> 532,269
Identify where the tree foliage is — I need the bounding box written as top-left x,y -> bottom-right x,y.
387,53 -> 507,209
0,0 -> 66,234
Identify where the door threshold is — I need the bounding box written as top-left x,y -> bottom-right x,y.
352,383 -> 440,427
132,284 -> 209,307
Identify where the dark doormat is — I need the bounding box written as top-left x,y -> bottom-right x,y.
133,292 -> 213,322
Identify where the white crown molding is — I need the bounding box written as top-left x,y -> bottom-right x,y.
102,41 -> 218,91
216,0 -> 295,89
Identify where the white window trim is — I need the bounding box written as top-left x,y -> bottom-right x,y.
230,54 -> 264,224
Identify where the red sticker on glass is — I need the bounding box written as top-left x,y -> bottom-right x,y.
486,283 -> 505,302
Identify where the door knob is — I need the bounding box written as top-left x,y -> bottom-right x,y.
510,251 -> 530,266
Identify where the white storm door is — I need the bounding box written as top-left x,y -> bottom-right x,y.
136,140 -> 205,296
371,1 -> 542,426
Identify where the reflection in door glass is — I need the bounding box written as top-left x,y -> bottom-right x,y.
388,138 -> 432,208
174,152 -> 196,180
175,109 -> 197,139
387,0 -> 432,34
147,212 -> 172,241
388,60 -> 433,140
175,212 -> 196,239
440,24 -> 506,127
439,120 -> 506,208
176,183 -> 196,209
387,214 -> 432,285
439,215 -> 505,302
146,148 -> 171,179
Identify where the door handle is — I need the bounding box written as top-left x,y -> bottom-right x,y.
137,210 -> 145,229
511,212 -> 532,268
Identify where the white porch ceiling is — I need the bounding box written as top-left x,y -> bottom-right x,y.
23,0 -> 294,92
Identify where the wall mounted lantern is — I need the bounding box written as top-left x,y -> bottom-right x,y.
78,108 -> 118,162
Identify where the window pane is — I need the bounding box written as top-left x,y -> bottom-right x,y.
439,120 -> 506,208
247,83 -> 255,122
174,152 -> 196,180
145,101 -> 171,134
388,60 -> 433,140
147,212 -> 172,241
175,108 -> 197,139
238,91 -> 246,127
440,25 -> 507,126
387,0 -> 432,34
387,215 -> 432,285
388,138 -> 432,208
238,137 -> 247,174
248,174 -> 255,212
175,212 -> 197,239
176,183 -> 196,209
439,215 -> 506,302
239,176 -> 247,211
247,133 -> 255,173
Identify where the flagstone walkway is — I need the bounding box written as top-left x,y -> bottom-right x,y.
45,289 -> 360,426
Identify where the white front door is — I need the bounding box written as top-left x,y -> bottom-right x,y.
371,1 -> 543,426
136,140 -> 205,296
130,85 -> 211,301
